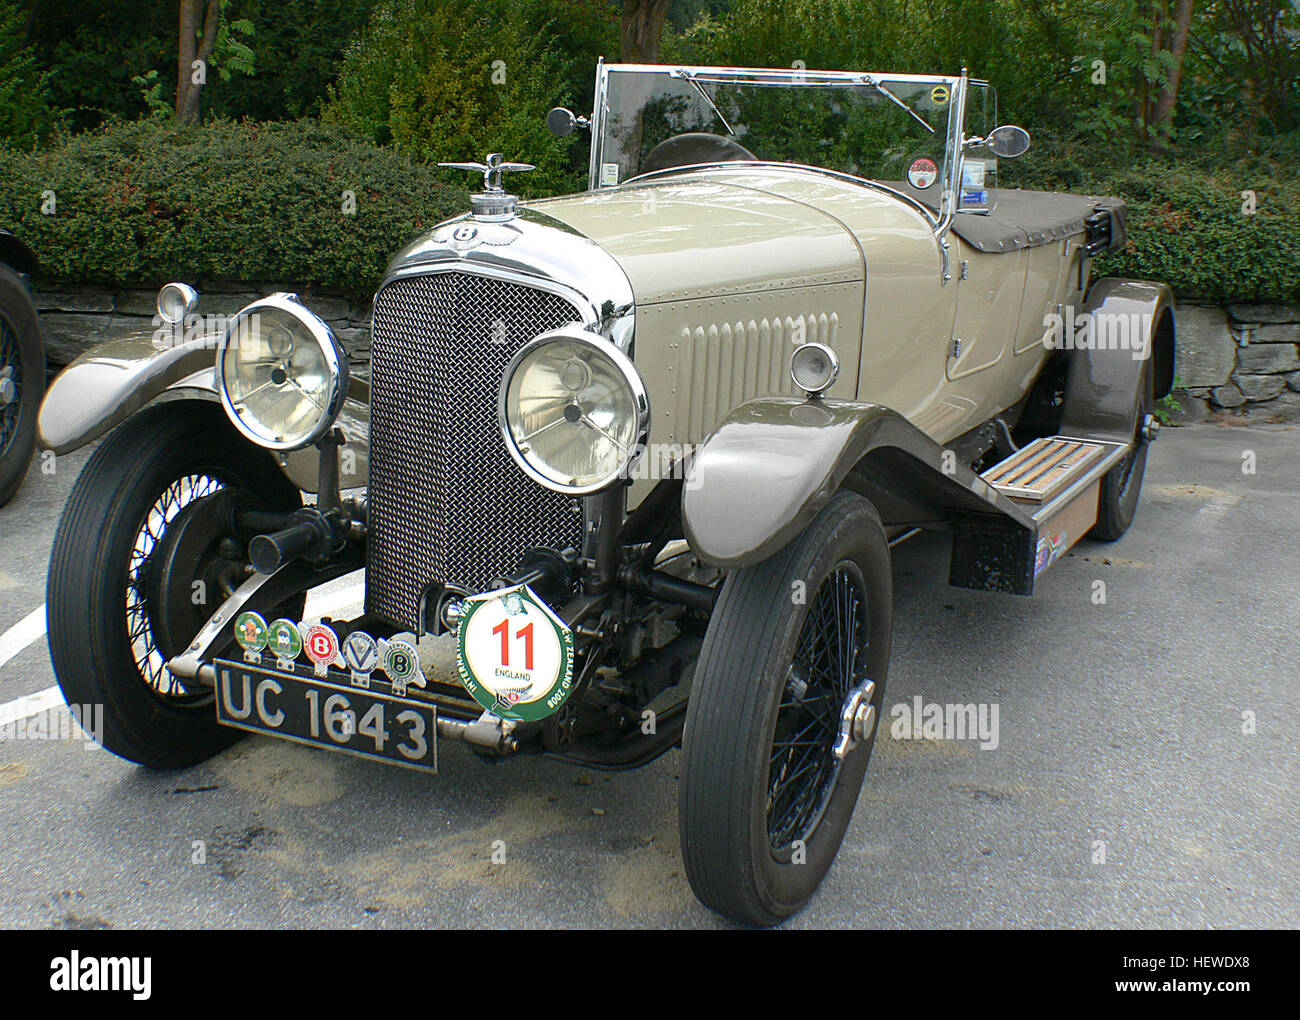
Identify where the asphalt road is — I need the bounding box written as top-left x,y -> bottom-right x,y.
0,423 -> 1296,929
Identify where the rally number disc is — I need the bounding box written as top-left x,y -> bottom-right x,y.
456,585 -> 574,722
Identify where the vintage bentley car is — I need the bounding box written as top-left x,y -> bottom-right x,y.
0,227 -> 43,507
38,64 -> 1173,926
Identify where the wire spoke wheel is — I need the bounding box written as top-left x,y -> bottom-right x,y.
681,492 -> 892,926
47,402 -> 304,768
124,472 -> 226,702
0,263 -> 42,508
0,314 -> 21,459
766,562 -> 868,850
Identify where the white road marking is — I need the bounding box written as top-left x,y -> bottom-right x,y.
0,685 -> 63,729
0,576 -> 368,727
1195,494 -> 1239,522
0,606 -> 45,670
302,576 -> 365,621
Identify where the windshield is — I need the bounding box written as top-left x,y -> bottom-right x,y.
593,66 -> 960,202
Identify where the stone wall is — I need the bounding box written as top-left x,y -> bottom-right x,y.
31,284 -> 1300,424
34,283 -> 372,367
1174,301 -> 1300,422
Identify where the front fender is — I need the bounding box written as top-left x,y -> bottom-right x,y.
39,329 -> 371,455
682,397 -> 1033,568
37,330 -> 218,455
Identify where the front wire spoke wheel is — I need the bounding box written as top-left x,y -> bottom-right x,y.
47,402 -> 303,768
767,564 -> 867,850
124,473 -> 225,701
681,492 -> 892,926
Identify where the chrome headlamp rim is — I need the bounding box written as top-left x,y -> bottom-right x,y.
215,292 -> 349,452
790,341 -> 841,397
498,327 -> 651,496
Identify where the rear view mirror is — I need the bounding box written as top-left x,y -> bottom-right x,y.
983,125 -> 1031,159
546,107 -> 590,137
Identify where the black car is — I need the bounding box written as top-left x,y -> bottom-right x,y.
0,228 -> 43,507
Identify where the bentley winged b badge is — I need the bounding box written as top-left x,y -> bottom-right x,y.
439,152 -> 534,220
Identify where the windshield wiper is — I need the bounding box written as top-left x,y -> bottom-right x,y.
672,68 -> 736,136
858,75 -> 934,134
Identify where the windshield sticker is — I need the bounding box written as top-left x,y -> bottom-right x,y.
930,84 -> 950,106
908,157 -> 939,189
600,162 -> 620,186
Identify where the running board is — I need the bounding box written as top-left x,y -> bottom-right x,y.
948,435 -> 1130,595
982,436 -> 1105,503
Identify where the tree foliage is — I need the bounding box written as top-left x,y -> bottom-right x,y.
666,0 -> 1299,155
323,0 -> 618,196
17,0 -> 378,132
175,0 -> 255,124
1,0 -> 1297,305
0,0 -> 49,147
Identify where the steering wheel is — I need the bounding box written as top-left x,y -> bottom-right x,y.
641,133 -> 757,174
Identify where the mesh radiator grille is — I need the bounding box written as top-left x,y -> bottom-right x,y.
366,271 -> 585,630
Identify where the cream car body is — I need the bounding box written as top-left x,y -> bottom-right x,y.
37,63 -> 1176,929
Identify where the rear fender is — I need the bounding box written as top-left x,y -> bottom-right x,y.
1060,278 -> 1175,444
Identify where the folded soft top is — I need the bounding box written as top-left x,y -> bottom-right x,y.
877,182 -> 1128,254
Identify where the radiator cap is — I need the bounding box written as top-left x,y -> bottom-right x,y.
439,152 -> 534,222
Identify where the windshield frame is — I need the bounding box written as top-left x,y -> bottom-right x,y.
587,61 -> 974,237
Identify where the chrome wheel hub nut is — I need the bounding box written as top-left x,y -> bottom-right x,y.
833,678 -> 877,760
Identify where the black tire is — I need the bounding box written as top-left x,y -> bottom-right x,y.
680,492 -> 892,926
0,262 -> 44,507
47,401 -> 302,768
1090,361 -> 1154,541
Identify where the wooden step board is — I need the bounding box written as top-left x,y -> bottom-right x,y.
982,436 -> 1106,503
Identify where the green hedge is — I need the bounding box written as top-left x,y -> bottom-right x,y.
2,115 -> 1298,306
1007,146 -> 1300,305
1094,165 -> 1300,306
0,117 -> 467,297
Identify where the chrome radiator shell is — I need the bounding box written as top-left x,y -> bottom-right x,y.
365,269 -> 587,630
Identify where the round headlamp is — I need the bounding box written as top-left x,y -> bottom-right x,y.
499,329 -> 650,495
216,294 -> 348,451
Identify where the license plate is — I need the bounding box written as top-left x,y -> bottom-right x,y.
214,660 -> 437,773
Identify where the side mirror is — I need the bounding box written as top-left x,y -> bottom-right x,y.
546,107 -> 590,137
982,125 -> 1031,159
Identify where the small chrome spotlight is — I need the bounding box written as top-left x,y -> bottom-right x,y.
790,342 -> 840,398
156,282 -> 199,325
